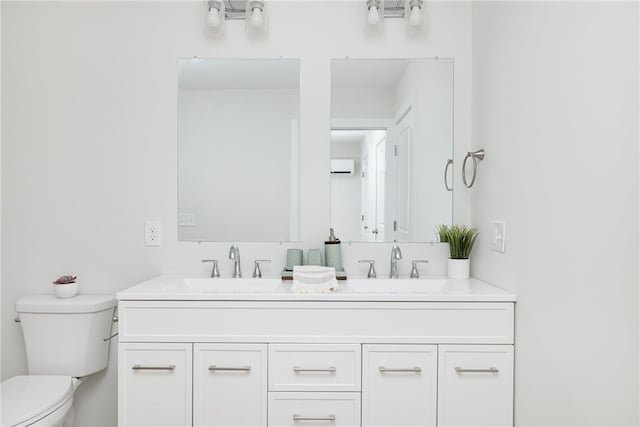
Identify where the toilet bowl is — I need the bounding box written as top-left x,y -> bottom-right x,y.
1,376 -> 83,427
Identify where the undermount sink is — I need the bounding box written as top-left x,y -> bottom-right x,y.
341,278 -> 447,294
182,278 -> 284,293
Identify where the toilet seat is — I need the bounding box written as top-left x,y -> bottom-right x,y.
1,375 -> 74,427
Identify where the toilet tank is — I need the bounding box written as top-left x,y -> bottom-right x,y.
16,295 -> 116,377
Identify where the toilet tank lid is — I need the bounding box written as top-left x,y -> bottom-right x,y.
16,294 -> 116,313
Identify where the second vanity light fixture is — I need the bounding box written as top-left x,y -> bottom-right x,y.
366,0 -> 425,27
206,0 -> 266,32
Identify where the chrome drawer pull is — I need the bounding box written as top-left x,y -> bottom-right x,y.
379,366 -> 422,373
208,365 -> 252,371
132,364 -> 176,371
293,366 -> 336,373
455,366 -> 499,374
293,414 -> 336,422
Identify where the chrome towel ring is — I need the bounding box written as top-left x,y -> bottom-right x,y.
462,149 -> 485,188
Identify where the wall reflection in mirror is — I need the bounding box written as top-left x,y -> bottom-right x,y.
178,58 -> 300,242
331,58 -> 453,243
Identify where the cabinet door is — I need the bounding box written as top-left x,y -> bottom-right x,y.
438,345 -> 514,427
193,343 -> 267,426
362,344 -> 437,426
268,392 -> 361,427
118,343 -> 192,427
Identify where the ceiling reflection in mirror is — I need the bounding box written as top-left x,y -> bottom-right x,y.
330,58 -> 453,243
178,58 -> 300,242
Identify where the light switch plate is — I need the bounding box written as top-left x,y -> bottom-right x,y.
490,221 -> 506,253
145,220 -> 162,247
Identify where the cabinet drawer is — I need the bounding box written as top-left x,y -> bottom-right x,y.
269,344 -> 361,391
118,343 -> 192,427
438,345 -> 514,426
362,344 -> 437,426
194,343 -> 267,426
268,392 -> 361,427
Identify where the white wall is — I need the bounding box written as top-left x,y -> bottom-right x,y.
0,0 -> 3,382
330,141 -> 362,242
332,87 -> 395,118
1,2 -> 473,425
178,88 -> 298,242
395,59 -> 453,240
470,2 -> 639,425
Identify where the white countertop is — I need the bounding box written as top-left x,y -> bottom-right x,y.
117,274 -> 516,302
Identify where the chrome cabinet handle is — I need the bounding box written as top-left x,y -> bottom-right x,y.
379,366 -> 422,373
293,366 -> 336,373
208,365 -> 252,371
455,366 -> 499,373
132,364 -> 176,371
293,414 -> 336,422
444,158 -> 453,191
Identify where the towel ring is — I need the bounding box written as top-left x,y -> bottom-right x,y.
462,149 -> 485,188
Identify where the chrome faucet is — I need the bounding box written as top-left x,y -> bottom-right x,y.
229,245 -> 242,278
389,245 -> 402,279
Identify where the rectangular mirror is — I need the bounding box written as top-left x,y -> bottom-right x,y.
330,58 -> 453,243
178,58 -> 300,242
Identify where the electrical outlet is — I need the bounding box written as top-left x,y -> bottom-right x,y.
490,221 -> 506,253
179,212 -> 197,227
145,220 -> 162,247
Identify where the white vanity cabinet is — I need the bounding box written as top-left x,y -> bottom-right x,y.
268,344 -> 361,392
268,392 -> 361,426
362,344 -> 438,426
118,343 -> 193,427
116,277 -> 516,427
438,345 -> 514,426
193,343 -> 268,426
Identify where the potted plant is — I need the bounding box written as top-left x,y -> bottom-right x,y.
437,224 -> 479,279
53,275 -> 79,298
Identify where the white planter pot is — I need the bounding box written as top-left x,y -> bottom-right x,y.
447,259 -> 470,279
53,282 -> 79,299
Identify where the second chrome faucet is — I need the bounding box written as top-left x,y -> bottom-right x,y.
389,245 -> 403,279
229,244 -> 242,278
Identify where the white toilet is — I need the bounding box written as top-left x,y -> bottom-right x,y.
1,294 -> 117,427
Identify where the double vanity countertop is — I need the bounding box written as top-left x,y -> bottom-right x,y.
117,275 -> 516,303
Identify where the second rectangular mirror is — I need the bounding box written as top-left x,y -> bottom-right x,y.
330,58 -> 454,243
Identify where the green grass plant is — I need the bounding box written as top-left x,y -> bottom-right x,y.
436,224 -> 480,259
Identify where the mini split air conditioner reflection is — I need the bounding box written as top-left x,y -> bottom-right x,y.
330,159 -> 355,175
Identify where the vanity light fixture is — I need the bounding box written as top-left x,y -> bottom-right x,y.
365,0 -> 425,27
206,0 -> 224,28
204,0 -> 266,33
407,0 -> 423,26
247,1 -> 265,29
366,0 -> 382,25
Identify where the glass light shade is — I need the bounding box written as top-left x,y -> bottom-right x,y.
206,7 -> 221,28
409,5 -> 422,26
367,6 -> 380,25
250,6 -> 264,28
